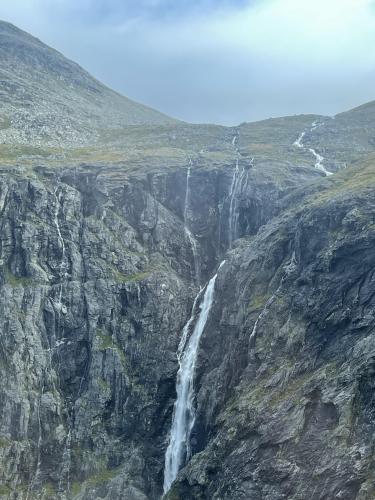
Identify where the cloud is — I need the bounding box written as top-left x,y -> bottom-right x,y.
0,0 -> 374,124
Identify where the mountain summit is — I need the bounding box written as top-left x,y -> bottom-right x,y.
0,21 -> 176,148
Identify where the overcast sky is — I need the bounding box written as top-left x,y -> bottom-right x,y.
0,0 -> 375,125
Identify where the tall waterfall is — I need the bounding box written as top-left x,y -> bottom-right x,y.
163,261 -> 225,493
228,159 -> 239,249
53,185 -> 68,313
184,165 -> 201,285
228,159 -> 247,248
53,184 -> 72,496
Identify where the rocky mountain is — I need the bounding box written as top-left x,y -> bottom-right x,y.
0,21 -> 175,150
1,20 -> 375,500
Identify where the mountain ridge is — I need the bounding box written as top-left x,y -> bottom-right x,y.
0,19 -> 177,148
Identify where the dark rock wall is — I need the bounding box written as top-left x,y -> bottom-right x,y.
0,160 -> 300,499
167,186 -> 375,500
2,159 -> 371,500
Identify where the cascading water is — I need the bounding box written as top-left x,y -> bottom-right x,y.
53,186 -> 68,313
227,134 -> 251,248
184,164 -> 201,285
228,158 -> 240,249
293,131 -> 306,149
27,186 -> 70,499
163,261 -> 225,493
228,159 -> 248,249
294,122 -> 333,176
53,184 -> 73,496
26,381 -> 44,500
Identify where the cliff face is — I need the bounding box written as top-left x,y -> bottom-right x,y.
167,166 -> 375,500
0,158 -> 315,499
2,19 -> 375,500
2,155 -> 375,500
0,166 -> 191,499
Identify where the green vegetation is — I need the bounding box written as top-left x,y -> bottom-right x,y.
0,117 -> 11,130
42,483 -> 56,496
71,481 -> 82,496
95,329 -> 126,367
71,468 -> 120,497
3,268 -> 33,287
248,293 -> 271,312
0,144 -> 62,163
96,330 -> 115,350
0,437 -> 10,448
0,485 -> 11,496
84,467 -> 121,489
98,378 -> 110,391
357,476 -> 375,499
311,156 -> 375,205
164,489 -> 180,500
110,266 -> 150,284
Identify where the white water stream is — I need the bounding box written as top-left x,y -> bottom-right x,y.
227,134 -> 251,248
53,184 -> 73,495
184,165 -> 201,285
163,261 -> 225,493
26,381 -> 44,500
53,186 -> 69,313
228,158 -> 240,249
294,122 -> 333,176
27,186 -> 69,498
228,159 -> 248,249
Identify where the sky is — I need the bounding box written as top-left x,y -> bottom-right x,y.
0,0 -> 375,125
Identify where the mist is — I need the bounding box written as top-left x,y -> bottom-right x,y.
0,0 -> 374,124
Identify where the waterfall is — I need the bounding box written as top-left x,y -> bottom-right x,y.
228,159 -> 240,248
249,294 -> 277,346
53,184 -> 73,495
163,261 -> 225,493
53,186 -> 68,313
26,381 -> 44,500
293,131 -> 306,148
58,427 -> 72,495
27,186 -> 70,498
308,146 -> 333,176
228,159 -> 247,249
294,122 -> 333,176
184,165 -> 201,284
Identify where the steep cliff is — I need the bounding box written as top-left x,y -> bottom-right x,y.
0,153 -> 318,499
1,20 -> 375,500
167,161 -> 375,500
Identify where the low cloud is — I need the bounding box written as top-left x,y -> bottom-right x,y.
0,0 -> 375,124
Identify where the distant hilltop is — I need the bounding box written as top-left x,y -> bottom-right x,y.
0,20 -> 176,149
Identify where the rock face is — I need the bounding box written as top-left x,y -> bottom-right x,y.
0,158 -> 314,499
2,20 -> 375,500
0,21 -> 175,149
167,171 -> 375,500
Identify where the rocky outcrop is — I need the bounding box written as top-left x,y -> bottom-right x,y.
166,165 -> 375,500
0,21 -> 175,149
0,167 -> 189,499
0,156 -> 317,499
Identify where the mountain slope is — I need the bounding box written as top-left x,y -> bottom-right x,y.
0,21 -> 176,148
294,99 -> 375,172
1,19 -> 375,500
